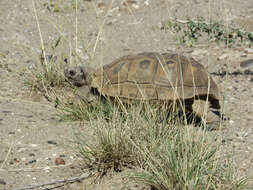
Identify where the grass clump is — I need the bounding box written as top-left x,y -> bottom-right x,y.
23,37 -> 69,98
58,98 -> 116,121
126,128 -> 247,190
76,103 -> 172,174
74,101 -> 247,189
162,17 -> 253,47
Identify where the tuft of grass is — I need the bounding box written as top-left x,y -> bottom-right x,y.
75,103 -> 173,174
58,97 -> 116,121
57,94 -> 189,125
162,17 -> 253,47
73,101 -> 247,189
23,37 -> 69,98
125,127 -> 247,190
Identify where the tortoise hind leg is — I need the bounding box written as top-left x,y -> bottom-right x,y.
192,99 -> 223,130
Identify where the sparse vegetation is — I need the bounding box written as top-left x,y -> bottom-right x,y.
23,37 -> 69,99
162,17 -> 253,47
21,2 -> 249,189
58,98 -> 116,121
74,103 -> 248,189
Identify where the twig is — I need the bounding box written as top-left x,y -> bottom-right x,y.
0,141 -> 14,170
12,173 -> 92,190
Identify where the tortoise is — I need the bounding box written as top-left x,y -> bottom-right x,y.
64,52 -> 223,128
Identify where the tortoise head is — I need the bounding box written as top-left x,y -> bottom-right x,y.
64,66 -> 93,87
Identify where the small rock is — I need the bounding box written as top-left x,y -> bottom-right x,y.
240,59 -> 253,68
55,158 -> 65,165
29,153 -> 35,157
106,19 -> 117,25
0,178 -> 6,185
43,166 -> 51,171
13,158 -> 20,163
47,140 -> 57,145
244,69 -> 253,75
244,48 -> 253,53
240,53 -> 247,57
229,120 -> 234,124
27,62 -> 36,70
218,53 -> 229,60
144,0 -> 150,6
97,2 -> 106,9
122,0 -> 139,8
29,144 -> 38,147
25,160 -> 36,165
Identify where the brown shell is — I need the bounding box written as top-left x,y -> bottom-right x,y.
90,52 -> 220,109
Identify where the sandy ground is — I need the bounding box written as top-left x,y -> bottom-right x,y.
0,0 -> 253,189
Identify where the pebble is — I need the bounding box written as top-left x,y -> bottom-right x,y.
47,140 -> 57,145
240,52 -> 247,57
218,53 -> 229,60
29,153 -> 35,157
97,2 -> 106,9
29,144 -> 38,147
43,166 -> 51,171
229,120 -> 234,124
0,179 -> 6,185
122,0 -> 138,6
144,0 -> 150,6
240,59 -> 253,68
13,158 -> 19,163
244,48 -> 253,53
25,160 -> 36,165
55,158 -> 65,165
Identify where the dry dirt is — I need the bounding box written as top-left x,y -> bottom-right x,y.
0,0 -> 253,189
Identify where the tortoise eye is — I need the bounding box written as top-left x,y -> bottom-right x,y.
69,70 -> 76,76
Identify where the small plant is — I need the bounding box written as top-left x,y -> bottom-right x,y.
163,17 -> 253,47
24,37 -> 69,97
43,0 -> 61,12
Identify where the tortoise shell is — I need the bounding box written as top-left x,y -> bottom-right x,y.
89,52 -> 220,109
